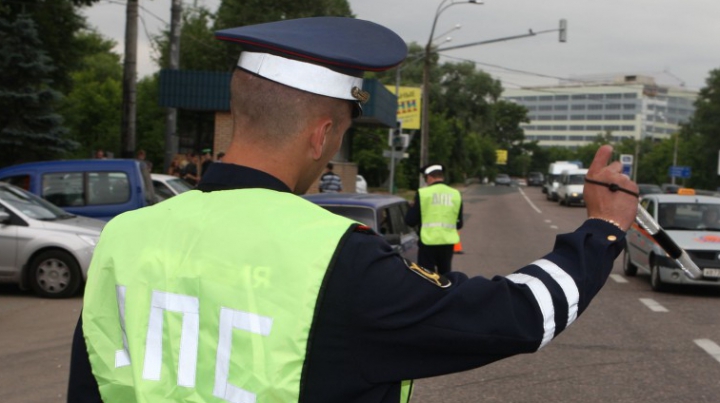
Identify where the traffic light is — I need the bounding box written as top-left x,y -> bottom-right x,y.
389,120 -> 403,150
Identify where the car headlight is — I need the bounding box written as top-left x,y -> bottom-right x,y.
78,234 -> 100,247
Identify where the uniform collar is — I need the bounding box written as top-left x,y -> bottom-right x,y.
196,163 -> 291,193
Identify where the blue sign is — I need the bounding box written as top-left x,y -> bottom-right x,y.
621,164 -> 632,176
669,166 -> 691,179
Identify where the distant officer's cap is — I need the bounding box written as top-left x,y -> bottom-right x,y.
423,164 -> 444,175
215,17 -> 407,117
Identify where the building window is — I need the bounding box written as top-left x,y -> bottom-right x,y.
523,126 -> 536,130
588,94 -> 603,100
537,126 -> 552,131
571,104 -> 586,110
526,105 -> 537,111
587,115 -> 603,120
553,105 -> 568,110
603,125 -> 620,131
536,135 -> 551,140
552,115 -> 567,120
622,115 -> 635,120
539,95 -> 553,101
605,104 -> 621,110
588,104 -> 603,110
584,135 -> 598,141
552,135 -> 567,141
570,115 -> 586,120
606,93 -> 622,99
523,96 -> 537,101
604,115 -> 621,120
552,126 -> 567,131
554,95 -> 569,101
526,135 -> 536,140
569,125 -> 585,131
622,104 -> 636,109
621,125 -> 635,131
586,125 -> 602,131
571,94 -> 587,100
539,105 -> 553,111
623,93 -> 638,99
538,115 -> 552,120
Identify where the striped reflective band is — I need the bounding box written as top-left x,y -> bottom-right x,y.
237,52 -> 363,101
532,258 -> 579,327
506,273 -> 555,349
421,222 -> 457,229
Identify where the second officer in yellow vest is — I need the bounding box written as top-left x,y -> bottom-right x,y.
405,164 -> 463,275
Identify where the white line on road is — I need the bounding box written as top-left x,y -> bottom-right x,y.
694,339 -> 720,364
610,274 -> 628,283
518,187 -> 542,214
549,225 -> 558,229
639,298 -> 668,312
544,219 -> 551,223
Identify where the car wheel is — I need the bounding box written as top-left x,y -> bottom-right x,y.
27,250 -> 82,298
622,249 -> 637,276
650,262 -> 667,292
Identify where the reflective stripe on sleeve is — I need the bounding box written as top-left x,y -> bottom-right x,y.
506,273 -> 555,350
532,259 -> 579,327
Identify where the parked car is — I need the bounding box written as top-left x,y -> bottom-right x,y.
494,173 -> 512,186
545,161 -> 580,200
661,183 -> 681,194
303,193 -> 418,260
0,159 -> 155,221
0,182 -> 105,298
356,175 -> 368,194
556,168 -> 588,206
527,171 -> 544,187
624,193 -> 720,291
151,173 -> 193,202
638,183 -> 663,197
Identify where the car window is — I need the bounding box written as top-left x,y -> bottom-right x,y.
569,174 -> 585,184
167,178 -> 193,194
42,172 -> 85,207
153,181 -> 175,202
388,203 -> 413,236
0,185 -> 72,220
88,172 -> 130,205
0,174 -> 31,191
378,207 -> 391,235
317,205 -> 376,229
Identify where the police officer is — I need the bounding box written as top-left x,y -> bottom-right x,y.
404,164 -> 463,275
68,17 -> 639,403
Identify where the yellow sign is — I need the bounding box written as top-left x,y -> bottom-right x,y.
496,149 -> 508,165
385,85 -> 422,130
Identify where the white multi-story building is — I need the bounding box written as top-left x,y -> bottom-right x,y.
501,75 -> 697,149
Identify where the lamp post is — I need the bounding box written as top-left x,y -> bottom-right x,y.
421,0 -> 483,170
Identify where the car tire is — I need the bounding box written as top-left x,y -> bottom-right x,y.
650,262 -> 668,292
623,249 -> 638,276
27,250 -> 82,298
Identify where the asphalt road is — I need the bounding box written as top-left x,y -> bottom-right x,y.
410,184 -> 720,403
1,183 -> 719,402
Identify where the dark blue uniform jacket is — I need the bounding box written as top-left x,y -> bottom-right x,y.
67,163 -> 625,403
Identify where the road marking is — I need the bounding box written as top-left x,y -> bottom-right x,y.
639,298 -> 668,312
694,339 -> 720,364
610,274 -> 628,283
549,225 -> 558,229
518,187 -> 542,214
544,219 -> 551,223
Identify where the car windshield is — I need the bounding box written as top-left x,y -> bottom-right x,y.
0,185 -> 75,220
316,205 -> 376,229
167,178 -> 193,194
639,184 -> 662,195
658,202 -> 720,231
569,174 -> 585,185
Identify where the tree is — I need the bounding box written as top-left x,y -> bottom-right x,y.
61,30 -> 123,159
0,13 -> 77,166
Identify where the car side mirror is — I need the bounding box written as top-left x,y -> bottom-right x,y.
0,211 -> 10,224
384,233 -> 401,245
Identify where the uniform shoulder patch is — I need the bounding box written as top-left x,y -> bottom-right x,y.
401,257 -> 452,288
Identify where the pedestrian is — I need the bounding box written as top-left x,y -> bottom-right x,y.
181,151 -> 199,186
94,149 -> 105,159
135,149 -> 152,173
200,148 -> 214,178
319,162 -> 342,192
216,151 -> 225,162
68,17 -> 638,403
404,164 -> 463,275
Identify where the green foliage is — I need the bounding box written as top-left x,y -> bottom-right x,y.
61,30 -> 122,158
135,74 -> 169,172
154,6 -> 226,72
0,13 -> 77,166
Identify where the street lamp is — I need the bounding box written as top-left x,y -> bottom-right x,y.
421,0 -> 483,171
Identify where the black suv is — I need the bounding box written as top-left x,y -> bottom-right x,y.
527,171 -> 544,187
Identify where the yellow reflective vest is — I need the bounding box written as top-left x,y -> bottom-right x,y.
418,183 -> 461,245
82,189 -> 358,402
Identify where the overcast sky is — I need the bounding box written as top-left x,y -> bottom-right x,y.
82,0 -> 720,92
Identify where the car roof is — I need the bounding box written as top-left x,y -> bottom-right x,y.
0,159 -> 140,174
645,194 -> 720,204
303,192 -> 407,208
151,173 -> 178,181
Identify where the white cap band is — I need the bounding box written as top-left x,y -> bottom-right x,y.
424,165 -> 443,175
237,51 -> 363,101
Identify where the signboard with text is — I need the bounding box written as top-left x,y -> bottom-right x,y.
384,85 -> 422,130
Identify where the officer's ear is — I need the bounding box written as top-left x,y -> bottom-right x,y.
309,118 -> 333,161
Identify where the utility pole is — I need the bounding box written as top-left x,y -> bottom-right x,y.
164,0 -> 182,172
121,0 -> 138,158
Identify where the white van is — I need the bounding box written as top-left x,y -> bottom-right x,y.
544,161 -> 580,201
557,168 -> 589,206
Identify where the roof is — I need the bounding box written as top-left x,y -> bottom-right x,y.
302,193 -> 407,208
0,159 -> 141,174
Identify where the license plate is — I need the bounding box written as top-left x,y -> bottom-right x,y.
703,268 -> 720,278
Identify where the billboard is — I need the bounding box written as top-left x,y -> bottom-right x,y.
384,85 -> 422,130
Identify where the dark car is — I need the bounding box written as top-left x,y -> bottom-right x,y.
302,193 -> 418,260
527,171 -> 544,187
661,183 -> 681,194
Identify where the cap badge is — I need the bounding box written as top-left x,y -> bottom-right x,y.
351,86 -> 370,104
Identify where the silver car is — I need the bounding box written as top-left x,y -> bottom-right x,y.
624,193 -> 720,291
0,183 -> 105,298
